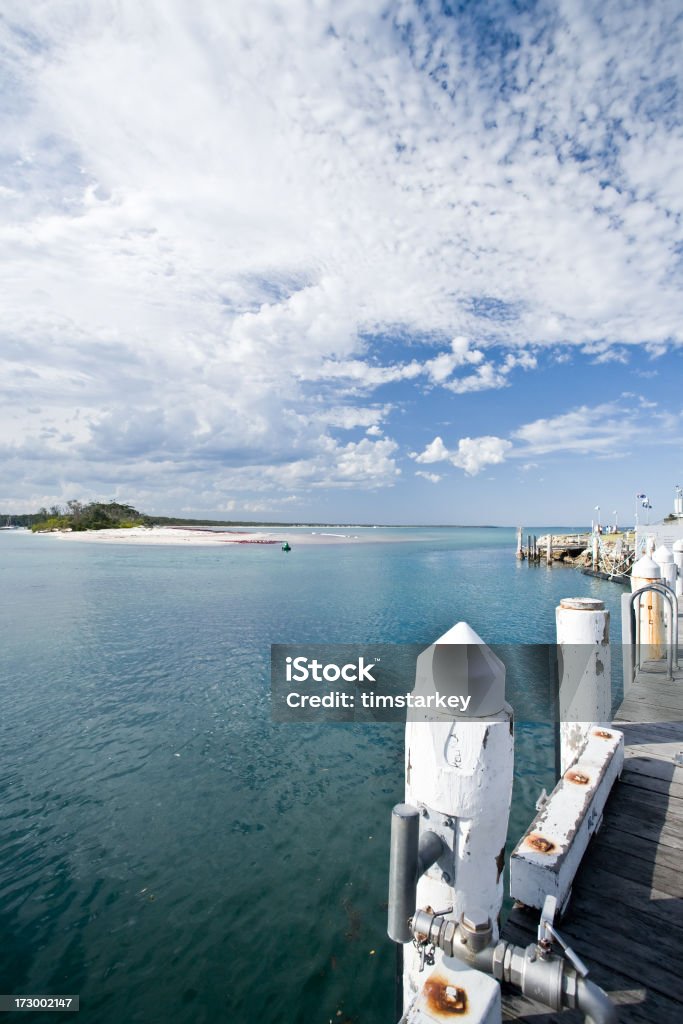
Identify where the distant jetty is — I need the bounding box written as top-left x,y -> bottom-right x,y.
516,526 -> 637,582
516,485 -> 683,584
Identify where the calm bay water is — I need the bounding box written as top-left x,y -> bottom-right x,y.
0,528 -> 625,1024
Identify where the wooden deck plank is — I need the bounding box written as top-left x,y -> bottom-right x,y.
619,768 -> 683,800
571,861 -> 683,925
502,916 -> 682,1023
616,707 -> 683,724
621,753 -> 683,784
614,721 -> 683,743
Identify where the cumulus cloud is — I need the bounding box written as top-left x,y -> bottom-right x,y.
1,0 -> 682,509
415,471 -> 441,483
412,435 -> 512,476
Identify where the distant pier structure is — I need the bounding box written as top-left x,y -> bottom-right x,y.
516,526 -> 590,566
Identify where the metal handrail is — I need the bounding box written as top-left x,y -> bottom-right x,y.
627,583 -> 678,684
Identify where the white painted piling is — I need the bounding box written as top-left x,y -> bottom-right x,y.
674,539 -> 683,598
555,598 -> 611,774
631,554 -> 664,660
516,526 -> 524,560
402,623 -> 514,1012
591,534 -> 599,571
546,534 -> 553,564
653,544 -> 676,591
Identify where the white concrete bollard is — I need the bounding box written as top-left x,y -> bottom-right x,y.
653,544 -> 677,591
674,539 -> 683,599
402,623 -> 514,1012
631,554 -> 664,661
555,598 -> 611,774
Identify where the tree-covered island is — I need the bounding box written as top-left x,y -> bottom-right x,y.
30,501 -> 153,532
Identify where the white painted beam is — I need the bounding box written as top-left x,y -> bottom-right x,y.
509,727 -> 624,912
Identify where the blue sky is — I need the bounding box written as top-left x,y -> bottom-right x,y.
1,0 -> 682,524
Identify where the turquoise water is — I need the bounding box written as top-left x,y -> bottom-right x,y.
0,529 -> 625,1024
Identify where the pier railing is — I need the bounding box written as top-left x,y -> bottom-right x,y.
622,582 -> 678,688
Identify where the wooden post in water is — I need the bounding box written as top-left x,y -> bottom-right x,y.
516,526 -> 524,560
401,623 -> 514,1013
555,598 -> 611,774
546,534 -> 553,565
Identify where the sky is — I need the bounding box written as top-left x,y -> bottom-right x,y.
1,0 -> 682,525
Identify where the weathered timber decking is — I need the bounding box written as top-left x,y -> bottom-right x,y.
501,656 -> 683,1022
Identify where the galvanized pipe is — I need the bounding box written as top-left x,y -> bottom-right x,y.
388,804 -> 420,943
417,829 -> 444,876
575,977 -> 618,1024
630,583 -> 677,680
388,804 -> 444,943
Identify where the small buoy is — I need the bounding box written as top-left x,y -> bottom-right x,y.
282,542 -> 291,552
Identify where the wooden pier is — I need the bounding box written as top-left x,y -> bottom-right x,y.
501,655 -> 683,1022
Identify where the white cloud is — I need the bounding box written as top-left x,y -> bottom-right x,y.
450,436 -> 513,475
423,336 -> 484,383
413,437 -> 451,464
412,434 -> 512,476
512,402 -> 638,455
415,471 -> 441,484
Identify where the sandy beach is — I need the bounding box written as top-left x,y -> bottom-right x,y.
38,526 -> 370,546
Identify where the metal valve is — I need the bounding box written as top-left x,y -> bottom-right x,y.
538,895 -> 589,977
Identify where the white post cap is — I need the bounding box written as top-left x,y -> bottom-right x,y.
631,555 -> 661,578
414,621 -> 506,717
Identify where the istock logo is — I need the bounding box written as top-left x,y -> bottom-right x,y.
285,656 -> 377,683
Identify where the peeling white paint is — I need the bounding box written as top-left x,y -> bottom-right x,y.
402,624 -> 514,1010
510,727 -> 624,912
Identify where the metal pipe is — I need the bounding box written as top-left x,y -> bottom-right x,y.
630,583 -> 677,679
417,830 -> 444,876
388,804 -> 444,943
407,909 -> 616,1024
388,804 -> 420,943
575,976 -> 618,1024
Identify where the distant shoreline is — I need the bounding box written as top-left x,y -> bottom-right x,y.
32,526 -> 384,546
18,523 -> 595,548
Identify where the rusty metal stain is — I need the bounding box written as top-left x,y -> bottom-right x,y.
566,769 -> 590,785
424,975 -> 468,1015
594,729 -> 612,739
526,833 -> 555,853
